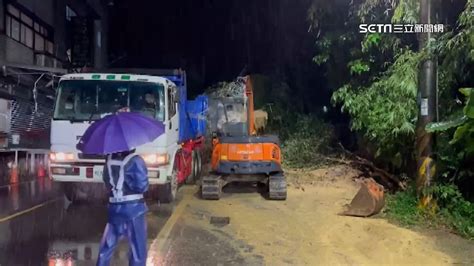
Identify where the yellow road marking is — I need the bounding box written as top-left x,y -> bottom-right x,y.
0,198 -> 60,223
147,188 -> 192,265
156,190 -> 191,251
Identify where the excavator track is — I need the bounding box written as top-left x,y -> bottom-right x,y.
269,173 -> 287,200
201,175 -> 222,200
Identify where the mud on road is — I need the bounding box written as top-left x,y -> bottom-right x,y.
149,165 -> 474,265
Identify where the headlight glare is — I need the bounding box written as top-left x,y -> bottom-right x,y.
50,152 -> 75,162
143,153 -> 169,166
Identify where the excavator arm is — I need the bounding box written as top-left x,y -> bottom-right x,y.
245,76 -> 257,136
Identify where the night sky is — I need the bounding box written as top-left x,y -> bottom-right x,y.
109,0 -> 324,100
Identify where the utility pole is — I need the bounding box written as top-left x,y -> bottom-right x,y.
416,0 -> 437,202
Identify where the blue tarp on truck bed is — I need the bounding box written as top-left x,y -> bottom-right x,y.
129,69 -> 206,143
168,72 -> 208,143
179,95 -> 208,143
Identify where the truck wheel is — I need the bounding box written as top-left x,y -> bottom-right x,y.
158,169 -> 178,203
196,151 -> 202,177
186,151 -> 198,184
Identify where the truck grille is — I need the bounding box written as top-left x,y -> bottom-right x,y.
78,153 -> 106,160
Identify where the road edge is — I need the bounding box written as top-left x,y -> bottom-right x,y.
146,187 -> 192,266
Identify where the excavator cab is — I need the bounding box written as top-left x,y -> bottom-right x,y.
202,76 -> 287,200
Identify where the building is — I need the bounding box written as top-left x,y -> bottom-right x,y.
0,0 -> 109,180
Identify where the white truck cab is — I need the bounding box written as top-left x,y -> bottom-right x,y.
50,73 -> 181,202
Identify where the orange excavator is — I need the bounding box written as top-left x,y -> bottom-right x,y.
201,76 -> 287,200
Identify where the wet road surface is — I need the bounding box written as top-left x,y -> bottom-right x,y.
0,177 -> 173,266
148,185 -> 266,266
4,172 -> 474,265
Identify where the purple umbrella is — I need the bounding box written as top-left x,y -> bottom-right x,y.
77,112 -> 165,155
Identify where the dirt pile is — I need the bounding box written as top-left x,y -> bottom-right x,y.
151,165 -> 474,265
285,164 -> 361,190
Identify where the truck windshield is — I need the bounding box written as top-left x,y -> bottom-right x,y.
53,80 -> 165,121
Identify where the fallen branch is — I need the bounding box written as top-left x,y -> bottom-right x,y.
333,143 -> 407,190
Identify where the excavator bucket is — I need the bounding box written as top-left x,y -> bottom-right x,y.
340,178 -> 385,217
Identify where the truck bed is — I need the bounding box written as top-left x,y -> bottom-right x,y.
179,95 -> 207,143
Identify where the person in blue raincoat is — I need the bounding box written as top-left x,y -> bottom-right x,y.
97,149 -> 149,266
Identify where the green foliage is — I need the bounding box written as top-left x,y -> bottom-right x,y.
435,0 -> 474,83
308,0 -> 424,170
307,0 -> 474,208
307,0 -> 474,239
429,102 -> 474,186
427,88 -> 474,154
431,184 -> 474,238
386,184 -> 474,239
361,33 -> 381,52
437,148 -> 470,183
463,88 -> 474,118
357,0 -> 395,23
385,187 -> 426,226
313,37 -> 332,65
309,0 -> 473,177
313,54 -> 330,66
431,184 -> 468,210
265,102 -> 298,141
391,0 -> 419,23
348,59 -> 370,75
281,115 -> 335,168
426,116 -> 469,133
332,50 -> 420,157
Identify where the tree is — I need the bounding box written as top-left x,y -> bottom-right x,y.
308,0 -> 473,181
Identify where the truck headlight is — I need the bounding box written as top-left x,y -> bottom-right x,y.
143,153 -> 169,166
50,152 -> 75,162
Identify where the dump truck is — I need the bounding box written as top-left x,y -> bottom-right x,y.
49,69 -> 207,203
202,76 -> 287,200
